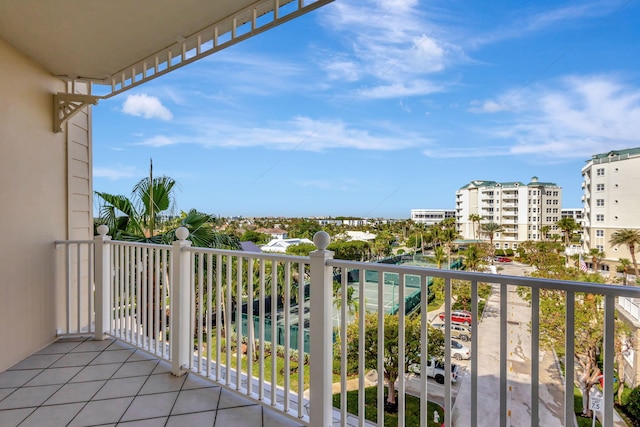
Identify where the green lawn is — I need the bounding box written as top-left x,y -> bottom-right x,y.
333,386 -> 445,427
201,335 -> 340,393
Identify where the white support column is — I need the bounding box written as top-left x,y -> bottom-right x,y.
309,231 -> 334,427
94,225 -> 111,340
171,227 -> 192,376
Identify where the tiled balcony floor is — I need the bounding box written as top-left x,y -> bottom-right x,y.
0,336 -> 303,427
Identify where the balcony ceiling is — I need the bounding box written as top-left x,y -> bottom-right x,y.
0,0 -> 329,95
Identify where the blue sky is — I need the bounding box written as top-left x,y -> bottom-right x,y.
93,0 -> 640,219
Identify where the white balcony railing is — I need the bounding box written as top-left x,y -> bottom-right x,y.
619,296 -> 640,322
55,227 -> 640,427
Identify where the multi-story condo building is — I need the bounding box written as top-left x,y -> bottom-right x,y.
582,147 -> 640,265
456,177 -> 562,250
410,208 -> 456,226
561,208 -> 585,242
582,148 -> 640,387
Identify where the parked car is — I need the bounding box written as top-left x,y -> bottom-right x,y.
450,340 -> 471,360
438,310 -> 473,326
409,357 -> 458,384
494,256 -> 512,263
431,322 -> 471,342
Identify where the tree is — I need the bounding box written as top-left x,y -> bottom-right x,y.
617,258 -> 632,285
468,214 -> 482,241
240,230 -> 270,244
285,243 -> 317,256
588,248 -> 605,273
480,222 -> 504,263
556,217 -> 580,246
463,243 -> 488,272
433,246 -> 446,269
540,225 -> 551,241
610,229 -> 640,278
344,313 -> 444,408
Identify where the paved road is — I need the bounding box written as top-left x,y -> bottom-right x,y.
450,262 -> 567,426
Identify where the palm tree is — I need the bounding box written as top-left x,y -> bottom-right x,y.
540,225 -> 551,241
480,222 -> 504,263
610,229 -> 640,278
468,214 -> 482,241
617,258 -> 632,285
433,246 -> 446,269
556,217 -> 581,246
588,248 -> 605,273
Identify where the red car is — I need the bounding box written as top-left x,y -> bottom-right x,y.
439,310 -> 473,326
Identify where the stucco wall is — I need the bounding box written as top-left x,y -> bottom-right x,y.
0,37 -> 91,371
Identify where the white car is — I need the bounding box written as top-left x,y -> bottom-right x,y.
450,340 -> 471,360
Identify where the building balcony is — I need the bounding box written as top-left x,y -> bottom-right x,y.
4,229 -> 637,427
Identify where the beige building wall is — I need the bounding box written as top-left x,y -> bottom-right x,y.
0,37 -> 92,371
582,150 -> 640,266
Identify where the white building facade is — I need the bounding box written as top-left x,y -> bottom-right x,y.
410,209 -> 456,226
582,147 -> 640,264
456,177 -> 562,250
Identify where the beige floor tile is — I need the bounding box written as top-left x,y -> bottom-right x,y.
89,349 -> 135,365
112,360 -> 159,378
0,370 -> 42,388
36,342 -> 81,355
50,351 -> 100,368
0,407 -> 35,426
19,402 -> 85,427
217,388 -> 257,409
118,416 -> 168,426
166,410 -> 216,427
120,391 -> 179,422
138,372 -> 186,395
263,406 -> 305,427
171,387 -> 221,415
214,404 -> 262,427
69,363 -> 122,383
25,367 -> 83,386
0,384 -> 61,409
93,376 -> 146,400
44,380 -> 106,405
67,396 -> 134,427
70,340 -> 115,353
8,354 -> 62,370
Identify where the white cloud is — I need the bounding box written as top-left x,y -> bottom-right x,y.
468,99 -> 511,113
94,166 -> 137,180
487,75 -> 640,159
143,116 -> 431,152
137,135 -> 179,147
122,94 -> 173,121
319,1 -> 462,98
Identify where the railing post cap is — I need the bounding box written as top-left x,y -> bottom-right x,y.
313,231 -> 330,250
97,224 -> 109,236
175,227 -> 189,241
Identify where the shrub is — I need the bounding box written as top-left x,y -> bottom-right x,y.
505,249 -> 514,256
495,249 -> 506,256
625,385 -> 640,426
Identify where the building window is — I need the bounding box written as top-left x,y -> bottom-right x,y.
596,199 -> 604,207
596,214 -> 604,222
596,184 -> 605,191
596,230 -> 604,237
596,245 -> 604,252
546,217 -> 552,222
596,168 -> 605,176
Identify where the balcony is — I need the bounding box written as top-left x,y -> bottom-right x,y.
7,229 -> 637,427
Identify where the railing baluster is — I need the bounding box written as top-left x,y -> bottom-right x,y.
247,257 -> 254,396
377,270 -> 384,426
216,253 -> 222,381
500,282 -> 507,427
226,254 -> 232,386
565,291 -> 575,427
76,243 -> 82,333
284,261 -> 291,412
420,274 -> 428,427
66,243 -> 71,333
236,255 -> 243,391
340,267 -> 348,427
297,260 -> 304,419
398,272 -> 406,427
271,260 -> 277,406
197,252 -> 202,372
444,277 -> 452,427
471,279 -> 478,426
358,268 -> 365,427
206,253 -> 213,378
603,295 -> 615,427
531,287 -> 540,427
259,259 -> 266,401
